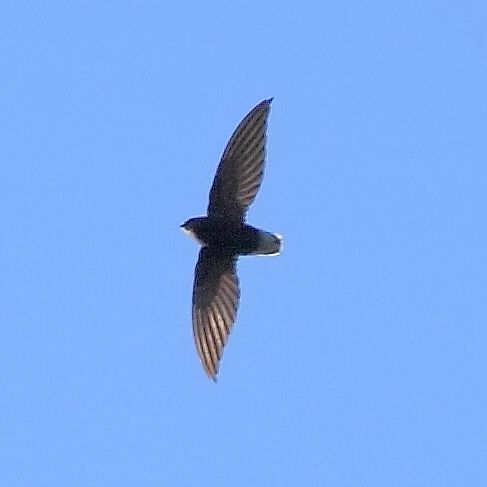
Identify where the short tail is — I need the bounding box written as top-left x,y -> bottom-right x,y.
254,231 -> 283,256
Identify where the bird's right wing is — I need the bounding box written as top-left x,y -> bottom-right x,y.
192,247 -> 240,380
207,99 -> 272,222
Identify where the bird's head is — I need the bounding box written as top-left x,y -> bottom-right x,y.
180,217 -> 206,245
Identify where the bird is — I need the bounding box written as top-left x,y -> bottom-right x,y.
181,98 -> 282,380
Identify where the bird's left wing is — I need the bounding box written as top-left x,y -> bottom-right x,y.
207,99 -> 272,222
192,247 -> 240,380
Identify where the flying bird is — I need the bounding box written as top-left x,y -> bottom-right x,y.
181,99 -> 282,380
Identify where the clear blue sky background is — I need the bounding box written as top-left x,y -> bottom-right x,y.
1,2 -> 486,486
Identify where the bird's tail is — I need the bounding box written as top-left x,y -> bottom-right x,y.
253,231 -> 283,256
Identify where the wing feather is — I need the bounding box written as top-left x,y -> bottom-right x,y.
207,99 -> 272,221
192,248 -> 240,379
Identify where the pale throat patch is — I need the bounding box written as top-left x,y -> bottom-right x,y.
181,227 -> 205,246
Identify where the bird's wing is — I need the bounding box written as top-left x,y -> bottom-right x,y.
207,99 -> 272,222
192,247 -> 240,380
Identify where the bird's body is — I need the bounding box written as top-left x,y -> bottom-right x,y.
182,217 -> 281,256
181,99 -> 281,380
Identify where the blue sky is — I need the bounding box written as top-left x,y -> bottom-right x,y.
1,1 -> 486,485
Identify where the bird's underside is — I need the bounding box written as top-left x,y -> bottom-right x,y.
181,98 -> 281,380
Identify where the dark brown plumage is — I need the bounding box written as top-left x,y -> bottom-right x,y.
181,99 -> 281,380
